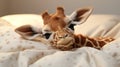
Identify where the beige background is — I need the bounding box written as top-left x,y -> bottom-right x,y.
0,0 -> 8,16
0,0 -> 120,16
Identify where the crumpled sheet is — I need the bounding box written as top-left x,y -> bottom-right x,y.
0,14 -> 120,67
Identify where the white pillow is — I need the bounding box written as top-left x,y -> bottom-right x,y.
75,14 -> 120,37
1,14 -> 44,32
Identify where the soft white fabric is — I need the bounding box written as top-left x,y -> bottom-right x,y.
102,38 -> 120,65
1,14 -> 44,27
1,14 -> 44,33
29,47 -> 119,67
0,14 -> 120,67
75,14 -> 120,38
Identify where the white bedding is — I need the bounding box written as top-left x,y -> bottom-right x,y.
0,14 -> 120,67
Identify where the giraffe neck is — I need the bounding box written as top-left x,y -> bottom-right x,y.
74,34 -> 109,49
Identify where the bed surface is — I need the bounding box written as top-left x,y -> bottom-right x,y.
0,14 -> 120,67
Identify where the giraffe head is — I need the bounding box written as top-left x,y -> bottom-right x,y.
41,7 -> 67,39
42,7 -> 93,39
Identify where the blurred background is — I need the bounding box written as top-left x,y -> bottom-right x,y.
0,0 -> 120,16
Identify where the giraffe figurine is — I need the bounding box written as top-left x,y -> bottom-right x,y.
51,27 -> 114,51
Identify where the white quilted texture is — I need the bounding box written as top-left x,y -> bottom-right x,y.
0,14 -> 120,67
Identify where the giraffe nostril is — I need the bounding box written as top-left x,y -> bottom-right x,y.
58,36 -> 63,38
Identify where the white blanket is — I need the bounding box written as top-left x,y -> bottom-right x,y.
0,14 -> 120,67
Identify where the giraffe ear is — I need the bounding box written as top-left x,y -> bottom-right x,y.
15,25 -> 37,39
41,11 -> 50,24
69,7 -> 93,24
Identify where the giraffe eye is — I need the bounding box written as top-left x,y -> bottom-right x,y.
43,33 -> 52,39
68,23 -> 76,31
